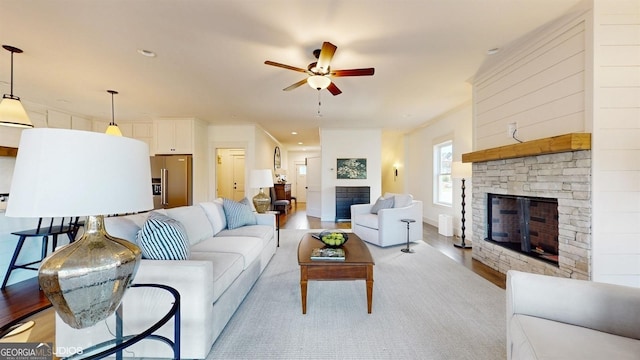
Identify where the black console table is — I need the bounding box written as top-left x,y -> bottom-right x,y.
335,186 -> 370,222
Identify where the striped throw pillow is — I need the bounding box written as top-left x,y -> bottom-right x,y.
223,198 -> 257,230
137,212 -> 190,260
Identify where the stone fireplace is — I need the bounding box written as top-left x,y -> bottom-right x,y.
464,134 -> 592,280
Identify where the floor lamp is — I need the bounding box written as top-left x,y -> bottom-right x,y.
452,161 -> 472,249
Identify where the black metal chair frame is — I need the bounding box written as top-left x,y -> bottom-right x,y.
2,217 -> 82,289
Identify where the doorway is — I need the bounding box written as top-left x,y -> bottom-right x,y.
216,148 -> 245,201
294,162 -> 307,203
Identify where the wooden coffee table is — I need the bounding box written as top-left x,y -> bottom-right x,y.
297,232 -> 375,314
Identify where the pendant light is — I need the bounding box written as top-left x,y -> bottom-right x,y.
0,45 -> 33,128
105,90 -> 122,136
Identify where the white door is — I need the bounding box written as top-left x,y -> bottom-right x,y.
306,156 -> 321,218
294,163 -> 307,202
215,148 -> 245,200
232,155 -> 245,201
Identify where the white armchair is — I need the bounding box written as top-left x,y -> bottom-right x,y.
351,193 -> 423,247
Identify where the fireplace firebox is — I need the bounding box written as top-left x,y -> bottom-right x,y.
486,194 -> 559,266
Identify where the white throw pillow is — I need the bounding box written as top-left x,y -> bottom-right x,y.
384,192 -> 413,208
200,201 -> 227,235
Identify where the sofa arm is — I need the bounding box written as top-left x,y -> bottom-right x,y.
507,270 -> 640,340
132,259 -> 215,317
255,213 -> 276,227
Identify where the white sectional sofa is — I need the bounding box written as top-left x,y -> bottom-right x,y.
507,270 -> 640,360
55,200 -> 277,359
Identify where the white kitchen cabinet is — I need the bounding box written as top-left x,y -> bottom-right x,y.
153,118 -> 194,154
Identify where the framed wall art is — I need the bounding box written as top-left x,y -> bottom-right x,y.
336,158 -> 367,179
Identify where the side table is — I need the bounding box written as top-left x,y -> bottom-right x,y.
400,219 -> 416,253
64,283 -> 180,360
265,210 -> 281,247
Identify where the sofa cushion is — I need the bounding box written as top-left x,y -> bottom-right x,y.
370,196 -> 394,214
216,224 -> 273,245
189,251 -> 244,303
223,198 -> 257,230
164,205 -> 214,246
353,213 -> 379,230
137,212 -> 190,260
510,314 -> 640,360
105,216 -> 141,243
190,236 -> 263,269
199,200 -> 226,235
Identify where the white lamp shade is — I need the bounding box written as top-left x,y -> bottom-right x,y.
451,161 -> 472,179
0,96 -> 33,128
6,128 -> 153,217
249,169 -> 273,189
307,75 -> 331,90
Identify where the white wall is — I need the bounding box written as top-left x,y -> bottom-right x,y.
406,102 -> 473,233
591,0 -> 640,286
320,128 -> 382,221
381,131 -> 405,194
472,5 -> 590,149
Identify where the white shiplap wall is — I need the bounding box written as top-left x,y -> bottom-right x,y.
592,0 -> 640,287
472,0 -> 640,287
473,11 -> 589,149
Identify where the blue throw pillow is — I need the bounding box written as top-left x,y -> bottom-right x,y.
136,212 -> 190,260
223,198 -> 257,230
370,196 -> 395,214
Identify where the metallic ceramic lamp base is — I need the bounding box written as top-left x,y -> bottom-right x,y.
38,215 -> 141,329
253,188 -> 271,213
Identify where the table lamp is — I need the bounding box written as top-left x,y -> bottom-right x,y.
6,128 -> 153,329
451,161 -> 472,249
249,169 -> 273,213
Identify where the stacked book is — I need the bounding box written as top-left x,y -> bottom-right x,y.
310,248 -> 345,261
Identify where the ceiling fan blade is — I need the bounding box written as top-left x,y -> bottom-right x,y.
283,78 -> 308,91
265,60 -> 308,73
331,68 -> 375,77
316,42 -> 337,74
327,82 -> 342,96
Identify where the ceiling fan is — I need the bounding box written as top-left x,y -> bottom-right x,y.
264,42 -> 374,96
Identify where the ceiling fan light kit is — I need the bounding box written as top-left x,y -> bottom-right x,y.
307,75 -> 331,90
265,41 -> 374,96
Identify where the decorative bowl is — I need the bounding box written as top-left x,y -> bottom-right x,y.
318,230 -> 349,248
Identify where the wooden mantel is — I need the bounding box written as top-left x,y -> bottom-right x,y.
0,146 -> 18,157
462,133 -> 591,163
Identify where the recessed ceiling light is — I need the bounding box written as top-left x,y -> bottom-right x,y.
298,142 -> 303,145
137,49 -> 157,58
291,131 -> 298,135
487,48 -> 500,55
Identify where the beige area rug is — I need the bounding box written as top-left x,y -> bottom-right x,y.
207,229 -> 506,360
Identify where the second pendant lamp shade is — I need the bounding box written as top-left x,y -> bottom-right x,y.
0,45 -> 33,128
105,89 -> 122,136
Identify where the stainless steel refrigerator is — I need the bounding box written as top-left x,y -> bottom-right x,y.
150,155 -> 193,209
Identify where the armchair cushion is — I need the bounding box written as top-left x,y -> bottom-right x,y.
370,196 -> 394,214
384,192 -> 413,208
